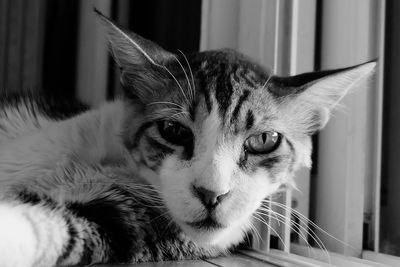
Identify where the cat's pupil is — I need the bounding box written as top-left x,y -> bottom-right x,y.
244,131 -> 281,154
157,120 -> 193,146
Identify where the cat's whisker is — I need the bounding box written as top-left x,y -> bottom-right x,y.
257,206 -> 281,227
168,111 -> 190,120
248,220 -> 263,242
132,39 -> 190,106
155,108 -> 187,118
170,55 -> 192,107
178,50 -> 196,102
252,213 -> 286,248
242,228 -> 251,245
252,213 -> 294,253
262,199 -> 353,250
147,101 -> 185,110
255,210 -> 318,261
258,203 -> 332,264
255,209 -> 329,260
257,206 -> 327,250
158,64 -> 190,107
172,54 -> 194,105
152,107 -> 190,120
157,107 -> 186,113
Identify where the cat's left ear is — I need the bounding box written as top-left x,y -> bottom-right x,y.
267,61 -> 376,134
95,9 -> 175,102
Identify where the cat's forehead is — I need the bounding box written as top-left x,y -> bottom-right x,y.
148,49 -> 281,134
190,49 -> 277,129
193,49 -> 270,83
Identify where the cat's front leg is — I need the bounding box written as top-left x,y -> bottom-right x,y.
0,192 -> 110,267
0,201 -> 71,267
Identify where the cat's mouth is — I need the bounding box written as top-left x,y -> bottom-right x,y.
186,216 -> 224,230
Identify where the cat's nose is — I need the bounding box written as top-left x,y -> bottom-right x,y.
192,185 -> 230,209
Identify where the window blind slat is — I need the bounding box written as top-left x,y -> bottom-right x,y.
6,0 -> 24,92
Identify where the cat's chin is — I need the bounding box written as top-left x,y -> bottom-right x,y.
177,219 -> 249,250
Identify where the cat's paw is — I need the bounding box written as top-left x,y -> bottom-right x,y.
0,203 -> 38,267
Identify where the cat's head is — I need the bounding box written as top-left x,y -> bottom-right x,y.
98,12 -> 375,249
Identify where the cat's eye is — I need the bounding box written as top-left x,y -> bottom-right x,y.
244,131 -> 281,154
157,120 -> 193,146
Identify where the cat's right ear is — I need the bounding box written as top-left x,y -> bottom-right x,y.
95,9 -> 174,102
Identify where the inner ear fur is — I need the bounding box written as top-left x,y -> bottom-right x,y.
268,61 -> 376,134
95,9 -> 176,103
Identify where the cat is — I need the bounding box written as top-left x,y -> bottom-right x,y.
0,12 -> 375,267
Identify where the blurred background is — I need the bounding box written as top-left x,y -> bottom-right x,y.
0,0 -> 201,101
1,0 -> 399,265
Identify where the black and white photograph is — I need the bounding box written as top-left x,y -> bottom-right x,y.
0,0 -> 394,266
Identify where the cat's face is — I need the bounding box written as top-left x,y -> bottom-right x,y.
126,51 -> 311,247
99,14 -> 375,248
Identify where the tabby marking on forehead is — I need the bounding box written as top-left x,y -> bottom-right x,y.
245,110 -> 255,130
231,89 -> 250,128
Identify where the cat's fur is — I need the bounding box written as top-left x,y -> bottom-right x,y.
0,13 -> 375,267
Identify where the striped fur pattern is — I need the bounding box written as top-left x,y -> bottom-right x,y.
0,14 -> 375,267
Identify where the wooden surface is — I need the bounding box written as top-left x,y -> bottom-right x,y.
89,248 -> 393,267
93,260 -> 216,267
91,252 -> 279,267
